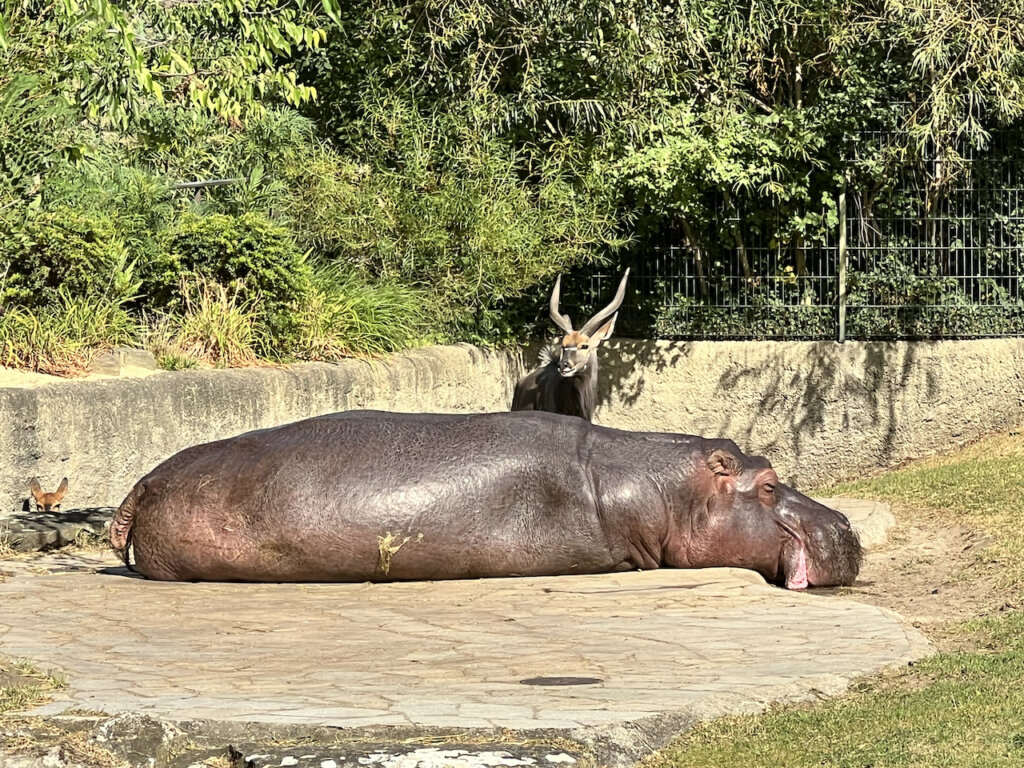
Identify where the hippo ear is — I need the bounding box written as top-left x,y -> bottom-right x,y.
708,450 -> 741,477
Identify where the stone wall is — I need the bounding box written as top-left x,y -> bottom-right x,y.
0,344 -> 525,517
2,338 -> 1023,517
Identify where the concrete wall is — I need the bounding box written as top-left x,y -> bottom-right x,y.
2,338 -> 1023,516
0,344 -> 525,517
593,338 -> 1024,489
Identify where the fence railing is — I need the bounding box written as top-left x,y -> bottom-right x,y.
556,120 -> 1024,341
565,177 -> 1024,341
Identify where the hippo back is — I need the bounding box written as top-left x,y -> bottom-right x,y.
125,411 -> 616,582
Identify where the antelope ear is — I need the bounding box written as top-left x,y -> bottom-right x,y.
708,450 -> 741,477
29,478 -> 44,501
55,477 -> 69,500
588,313 -> 618,346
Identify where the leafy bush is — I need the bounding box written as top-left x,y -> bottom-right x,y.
0,209 -> 136,308
282,114 -> 624,341
147,212 -> 312,339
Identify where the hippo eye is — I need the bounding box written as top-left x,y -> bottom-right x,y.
763,481 -> 777,494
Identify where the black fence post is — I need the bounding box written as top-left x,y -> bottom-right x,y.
837,189 -> 847,343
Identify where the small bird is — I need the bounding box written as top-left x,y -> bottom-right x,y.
29,477 -> 69,513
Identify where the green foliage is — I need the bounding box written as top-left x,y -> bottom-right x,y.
3,0 -> 1024,363
0,208 -> 137,308
147,212 -> 311,340
282,110 -> 624,339
292,267 -> 434,359
0,0 -> 335,133
0,73 -> 74,205
0,289 -> 140,375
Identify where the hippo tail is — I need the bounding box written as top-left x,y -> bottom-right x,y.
110,482 -> 144,570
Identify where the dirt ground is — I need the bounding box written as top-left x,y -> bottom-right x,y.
825,507 -> 1018,650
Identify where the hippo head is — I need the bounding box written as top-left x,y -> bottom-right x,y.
696,447 -> 862,589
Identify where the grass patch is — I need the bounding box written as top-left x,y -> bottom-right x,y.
0,657 -> 67,714
143,277 -> 266,369
292,267 -> 434,359
649,431 -> 1024,768
0,716 -> 127,767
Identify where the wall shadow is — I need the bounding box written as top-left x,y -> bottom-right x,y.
598,338 -> 692,409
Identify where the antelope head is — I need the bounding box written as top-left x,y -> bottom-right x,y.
548,269 -> 630,378
30,477 -> 69,513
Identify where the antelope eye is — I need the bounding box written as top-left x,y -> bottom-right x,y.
580,344 -> 589,350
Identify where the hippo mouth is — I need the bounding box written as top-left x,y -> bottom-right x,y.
776,520 -> 809,590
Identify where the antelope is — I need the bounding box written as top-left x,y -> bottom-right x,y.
511,269 -> 630,422
29,477 -> 69,513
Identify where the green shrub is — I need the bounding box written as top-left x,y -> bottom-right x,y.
280,116 -> 623,343
147,212 -> 312,339
292,266 -> 434,359
0,209 -> 132,308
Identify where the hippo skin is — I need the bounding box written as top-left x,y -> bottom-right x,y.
110,410 -> 861,589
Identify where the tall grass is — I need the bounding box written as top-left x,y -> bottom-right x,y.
145,277 -> 265,368
0,287 -> 139,375
292,267 -> 434,359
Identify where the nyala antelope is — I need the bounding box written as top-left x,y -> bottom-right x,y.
511,269 -> 629,422
29,477 -> 69,512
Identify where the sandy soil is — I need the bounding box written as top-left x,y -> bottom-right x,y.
825,509 -> 1018,650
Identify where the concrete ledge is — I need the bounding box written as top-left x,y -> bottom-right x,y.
597,338 -> 1024,488
815,498 -> 894,551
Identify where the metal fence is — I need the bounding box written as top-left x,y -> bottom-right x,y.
566,128 -> 1024,341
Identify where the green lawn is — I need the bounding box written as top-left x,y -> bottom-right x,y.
648,431 -> 1024,768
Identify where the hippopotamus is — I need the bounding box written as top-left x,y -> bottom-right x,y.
110,410 -> 861,589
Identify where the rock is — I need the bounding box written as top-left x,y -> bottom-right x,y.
3,508 -> 113,552
91,713 -> 185,768
86,348 -> 158,377
814,498 -> 895,551
85,352 -> 122,377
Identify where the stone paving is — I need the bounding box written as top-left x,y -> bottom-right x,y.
0,499 -> 929,766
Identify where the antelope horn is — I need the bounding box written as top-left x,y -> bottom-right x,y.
549,275 -> 575,334
581,268 -> 630,336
